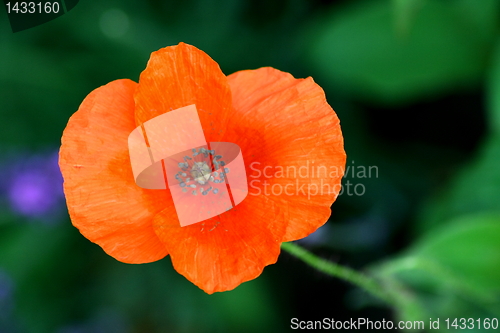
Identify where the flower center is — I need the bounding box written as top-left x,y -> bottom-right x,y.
191,162 -> 211,185
174,147 -> 230,196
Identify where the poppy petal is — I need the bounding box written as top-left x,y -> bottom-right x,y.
153,194 -> 286,294
226,67 -> 346,242
59,79 -> 170,263
134,42 -> 232,143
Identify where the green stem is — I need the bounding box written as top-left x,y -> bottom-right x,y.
281,242 -> 396,306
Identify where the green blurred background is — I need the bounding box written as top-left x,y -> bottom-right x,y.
1,0 -> 500,332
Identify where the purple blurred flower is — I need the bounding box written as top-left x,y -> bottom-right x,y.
2,150 -> 64,222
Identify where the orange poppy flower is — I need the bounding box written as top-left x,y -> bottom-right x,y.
59,43 -> 345,293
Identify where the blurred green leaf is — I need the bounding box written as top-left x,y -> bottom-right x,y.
411,214 -> 500,295
392,0 -> 425,36
96,258 -> 281,333
210,280 -> 281,333
375,213 -> 500,325
0,224 -> 81,333
418,134 -> 500,233
308,0 -> 497,105
487,40 -> 500,134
